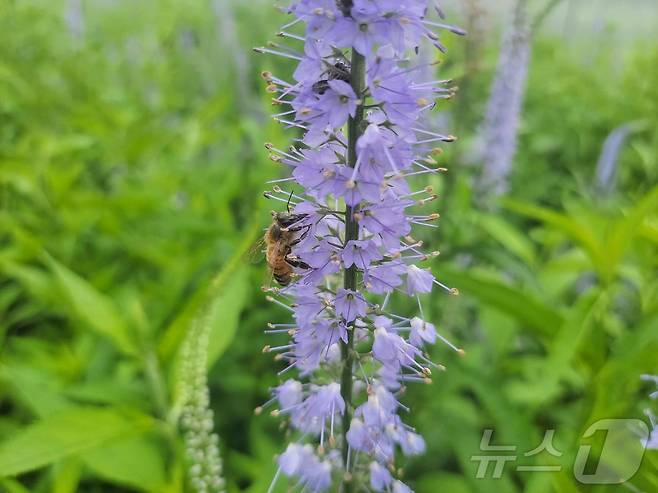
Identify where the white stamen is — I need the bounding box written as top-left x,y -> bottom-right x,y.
266,467 -> 281,493
253,47 -> 303,61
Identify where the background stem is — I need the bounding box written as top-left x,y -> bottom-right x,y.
340,49 -> 365,490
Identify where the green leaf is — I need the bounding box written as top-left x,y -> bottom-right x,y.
478,306 -> 519,357
477,214 -> 536,265
234,419 -> 286,493
0,364 -> 71,418
44,255 -> 136,355
589,312 -> 658,421
606,185 -> 658,278
640,220 -> 658,244
0,407 -> 153,477
158,220 -> 260,360
0,478 -> 31,493
1,262 -> 55,304
551,472 -> 581,493
51,459 -> 81,493
507,290 -> 600,407
441,267 -> 564,338
207,267 -> 249,367
417,473 -> 473,493
63,379 -> 144,408
83,435 -> 167,492
544,290 -> 600,375
462,369 -> 538,454
501,199 -> 605,274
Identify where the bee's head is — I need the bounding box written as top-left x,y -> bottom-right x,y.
271,210 -> 287,221
271,211 -> 307,229
270,211 -> 287,226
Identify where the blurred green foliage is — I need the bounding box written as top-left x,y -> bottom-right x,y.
0,1 -> 657,492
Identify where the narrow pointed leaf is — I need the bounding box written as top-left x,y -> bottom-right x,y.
0,407 -> 153,477
45,255 -> 136,355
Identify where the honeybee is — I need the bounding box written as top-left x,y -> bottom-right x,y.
312,60 -> 352,95
264,211 -> 311,286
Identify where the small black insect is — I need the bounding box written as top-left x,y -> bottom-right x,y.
336,0 -> 353,16
312,61 -> 352,95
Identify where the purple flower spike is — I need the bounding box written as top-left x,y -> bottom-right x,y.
642,375 -> 658,450
256,2 -> 464,491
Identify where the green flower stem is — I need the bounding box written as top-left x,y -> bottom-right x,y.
340,49 -> 366,491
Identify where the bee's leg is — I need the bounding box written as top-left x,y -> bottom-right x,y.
289,225 -> 311,246
285,256 -> 310,270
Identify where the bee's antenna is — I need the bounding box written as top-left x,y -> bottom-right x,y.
286,189 -> 294,213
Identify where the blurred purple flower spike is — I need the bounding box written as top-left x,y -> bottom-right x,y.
642,374 -> 658,450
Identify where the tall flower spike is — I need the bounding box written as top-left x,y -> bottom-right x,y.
180,314 -> 226,493
642,375 -> 658,450
256,2 -> 464,491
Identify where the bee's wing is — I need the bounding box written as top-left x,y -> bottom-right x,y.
246,237 -> 267,264
261,268 -> 274,290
